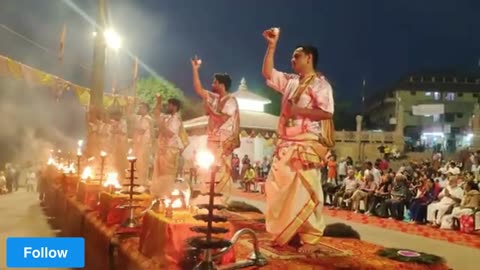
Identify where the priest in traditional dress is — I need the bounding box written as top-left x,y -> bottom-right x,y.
109,110 -> 128,178
191,57 -> 240,204
132,103 -> 153,187
261,27 -> 335,253
151,96 -> 188,198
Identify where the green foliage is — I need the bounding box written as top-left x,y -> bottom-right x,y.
136,76 -> 204,120
136,76 -> 186,109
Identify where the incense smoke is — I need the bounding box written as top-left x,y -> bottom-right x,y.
0,77 -> 85,168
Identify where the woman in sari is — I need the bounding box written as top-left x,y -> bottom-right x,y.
409,178 -> 437,224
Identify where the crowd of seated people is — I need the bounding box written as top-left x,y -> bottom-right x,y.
232,154 -> 272,192
325,155 -> 480,233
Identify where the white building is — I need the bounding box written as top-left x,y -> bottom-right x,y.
183,78 -> 279,164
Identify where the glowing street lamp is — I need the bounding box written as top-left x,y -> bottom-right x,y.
92,28 -> 122,51
103,28 -> 122,51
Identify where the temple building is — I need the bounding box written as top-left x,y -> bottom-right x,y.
182,78 -> 279,163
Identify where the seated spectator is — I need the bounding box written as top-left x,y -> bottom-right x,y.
242,164 -> 256,191
347,174 -> 377,213
385,174 -> 410,220
427,176 -> 463,227
366,174 -> 393,217
409,178 -> 437,224
331,169 -> 358,209
440,181 -> 480,229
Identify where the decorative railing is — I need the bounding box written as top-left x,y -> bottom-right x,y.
335,131 -> 400,144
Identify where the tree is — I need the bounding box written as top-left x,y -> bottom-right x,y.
136,76 -> 204,120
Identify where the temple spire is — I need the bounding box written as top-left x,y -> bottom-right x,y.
238,77 -> 248,91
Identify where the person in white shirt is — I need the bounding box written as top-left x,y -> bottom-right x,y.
151,97 -> 185,198
427,176 -> 463,226
132,103 -> 153,187
365,161 -> 381,185
338,158 -> 347,182
331,169 -> 358,208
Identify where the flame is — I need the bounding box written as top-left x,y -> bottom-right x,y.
47,157 -> 55,165
196,150 -> 215,169
182,188 -> 191,207
171,189 -> 180,196
103,172 -> 121,188
171,198 -> 182,208
77,148 -> 82,156
62,163 -> 76,174
78,140 -> 83,147
81,166 -> 94,180
164,198 -> 171,207
87,156 -> 95,162
100,151 -> 107,157
127,148 -> 135,160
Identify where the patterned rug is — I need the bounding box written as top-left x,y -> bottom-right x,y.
225,211 -> 448,270
232,189 -> 480,249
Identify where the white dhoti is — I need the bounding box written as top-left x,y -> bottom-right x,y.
265,135 -> 327,246
440,207 -> 474,229
427,201 -> 453,224
151,147 -> 179,198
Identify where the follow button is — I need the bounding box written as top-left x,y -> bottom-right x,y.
6,237 -> 85,268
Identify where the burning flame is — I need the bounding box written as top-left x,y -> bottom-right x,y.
62,163 -> 76,174
171,198 -> 182,208
78,140 -> 83,147
182,188 -> 191,207
196,150 -> 215,169
47,157 -> 55,165
171,189 -> 180,196
100,151 -> 107,157
164,198 -> 171,208
127,148 -> 135,160
81,166 -> 94,180
103,172 -> 121,188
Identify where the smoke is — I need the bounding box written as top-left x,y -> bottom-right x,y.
0,77 -> 85,168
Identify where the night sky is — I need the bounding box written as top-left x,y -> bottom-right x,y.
1,0 -> 479,110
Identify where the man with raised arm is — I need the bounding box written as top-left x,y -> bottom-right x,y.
262,27 -> 335,253
191,57 -> 240,204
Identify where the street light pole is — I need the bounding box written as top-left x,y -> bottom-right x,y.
90,0 -> 108,112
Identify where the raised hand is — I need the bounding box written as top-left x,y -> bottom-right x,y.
191,55 -> 202,70
263,27 -> 280,47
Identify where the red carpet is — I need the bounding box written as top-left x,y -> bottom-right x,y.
232,189 -> 480,249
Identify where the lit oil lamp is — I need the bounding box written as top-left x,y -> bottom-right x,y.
103,172 -> 121,194
81,166 -> 94,181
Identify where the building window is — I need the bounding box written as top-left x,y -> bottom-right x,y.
474,93 -> 479,97
445,92 -> 455,101
388,92 -> 394,98
425,92 -> 432,96
434,92 -> 441,100
458,92 -> 463,97
445,113 -> 455,123
457,113 -> 463,118
410,91 -> 416,96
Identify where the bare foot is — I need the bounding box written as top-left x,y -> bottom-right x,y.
298,243 -> 321,254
